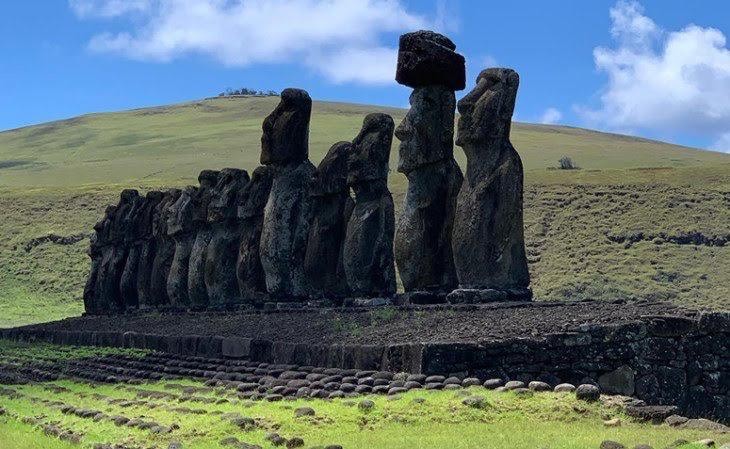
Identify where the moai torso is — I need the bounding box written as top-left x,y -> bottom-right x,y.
451,68 -> 530,299
136,190 -> 164,309
149,189 -> 181,308
236,165 -> 274,302
166,186 -> 198,308
187,170 -> 221,310
258,88 -> 315,300
205,168 -> 250,308
343,113 -> 397,297
304,141 -> 354,299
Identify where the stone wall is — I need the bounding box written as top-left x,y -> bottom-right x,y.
2,310 -> 727,418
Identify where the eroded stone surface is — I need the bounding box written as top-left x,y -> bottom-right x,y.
187,170 -> 221,310
149,189 -> 182,308
396,30 -> 465,90
166,186 -> 198,308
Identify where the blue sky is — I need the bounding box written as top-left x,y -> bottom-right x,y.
1,0 -> 730,152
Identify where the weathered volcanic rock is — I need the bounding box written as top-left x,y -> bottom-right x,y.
187,170 -> 221,310
136,190 -> 164,309
449,68 -> 530,301
84,205 -> 116,314
118,191 -> 145,310
343,113 -> 396,297
259,88 -> 315,300
236,165 -> 274,302
395,30 -> 465,91
205,168 -> 250,308
149,189 -> 181,308
304,141 -> 354,298
394,85 -> 462,294
166,186 -> 198,308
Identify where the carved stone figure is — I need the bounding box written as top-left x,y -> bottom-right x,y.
304,141 -> 354,298
118,191 -> 145,310
187,170 -> 221,310
166,186 -> 198,308
136,190 -> 164,309
84,205 -> 116,314
394,31 -> 464,300
343,113 -> 397,297
149,189 -> 181,308
259,88 -> 316,299
236,165 -> 274,302
205,168 -> 250,307
448,68 -> 531,303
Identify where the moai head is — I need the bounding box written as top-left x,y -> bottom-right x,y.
192,170 -> 221,223
94,204 -> 117,246
260,88 -> 312,165
348,113 -> 394,186
456,68 -> 519,148
237,165 -> 274,220
395,86 -> 456,174
138,190 -> 164,239
153,189 -> 181,238
208,168 -> 250,223
312,141 -> 352,196
167,186 -> 198,236
111,189 -> 140,242
396,30 -> 465,90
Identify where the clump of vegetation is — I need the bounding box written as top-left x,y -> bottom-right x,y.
217,87 -> 278,97
558,156 -> 579,170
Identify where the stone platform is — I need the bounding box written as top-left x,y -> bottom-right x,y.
2,300 -> 728,419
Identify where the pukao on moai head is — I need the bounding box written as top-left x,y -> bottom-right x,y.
236,165 -> 274,302
394,30 -> 465,301
136,190 -> 164,310
259,88 -> 316,300
304,141 -> 354,299
166,185 -> 198,309
149,188 -> 181,309
448,68 -> 531,303
187,169 -> 221,310
343,113 -> 397,297
204,168 -> 249,308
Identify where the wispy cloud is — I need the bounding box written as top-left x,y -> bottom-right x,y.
577,0 -> 730,151
539,107 -> 562,125
70,0 -> 429,85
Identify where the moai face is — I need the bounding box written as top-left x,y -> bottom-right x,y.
193,170 -> 221,223
395,86 -> 455,174
208,168 -> 250,222
237,165 -> 274,220
456,68 -> 519,148
153,189 -> 181,238
348,113 -> 394,186
260,88 -> 312,165
313,141 -> 352,196
167,186 -> 198,236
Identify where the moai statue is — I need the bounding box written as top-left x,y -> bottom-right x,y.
205,168 -> 250,308
149,189 -> 181,308
166,186 -> 198,308
236,165 -> 274,303
83,205 -> 116,314
259,88 -> 316,300
118,191 -> 145,310
187,170 -> 221,310
343,113 -> 397,297
97,189 -> 139,313
136,190 -> 164,309
304,141 -> 354,299
393,30 -> 465,303
448,68 -> 531,303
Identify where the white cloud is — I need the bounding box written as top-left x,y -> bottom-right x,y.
69,0 -> 151,18
73,0 -> 428,85
539,107 -> 562,125
712,133 -> 730,153
578,1 -> 730,150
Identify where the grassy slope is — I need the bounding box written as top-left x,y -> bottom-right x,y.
0,96 -> 729,327
0,341 -> 727,449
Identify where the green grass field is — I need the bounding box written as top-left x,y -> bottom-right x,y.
0,96 -> 729,327
0,340 -> 727,449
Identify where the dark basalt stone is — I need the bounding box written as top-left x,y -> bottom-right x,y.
135,190 -> 164,310
343,114 -> 396,297
450,68 -> 530,300
396,30 -> 465,90
187,170 -> 221,310
260,89 -> 315,300
166,186 -> 198,308
84,204 -> 117,314
149,189 -> 181,308
236,165 -> 274,302
394,85 -> 462,293
304,141 -> 354,298
205,168 -> 250,308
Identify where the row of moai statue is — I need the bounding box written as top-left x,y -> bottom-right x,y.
83,30 -> 530,314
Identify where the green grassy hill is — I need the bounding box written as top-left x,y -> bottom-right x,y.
0,96 -> 728,326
